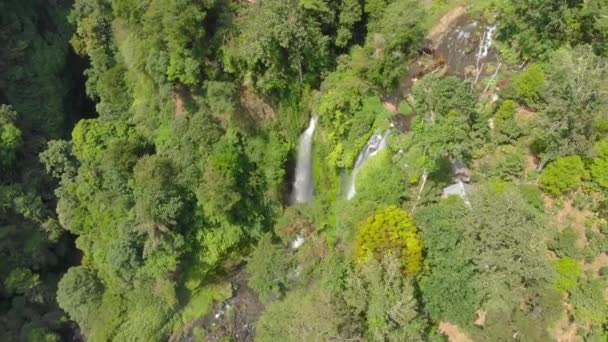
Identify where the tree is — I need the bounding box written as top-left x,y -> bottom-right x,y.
354,206 -> 423,275
540,156 -> 587,196
342,254 -> 428,341
534,46 -> 608,167
39,140 -> 77,180
0,105 -> 22,169
494,0 -> 607,60
335,0 -> 363,48
71,119 -> 137,161
224,0 -> 331,95
133,155 -> 183,245
411,75 -> 477,170
514,63 -> 545,105
416,197 -> 479,325
3,268 -> 41,296
247,233 -> 290,301
256,286 -> 340,342
363,0 -> 425,89
56,266 -> 103,329
196,133 -> 245,221
413,74 -> 477,123
462,185 -> 551,312
493,100 -> 523,143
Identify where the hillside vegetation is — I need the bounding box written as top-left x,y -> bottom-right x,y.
1,0 -> 608,341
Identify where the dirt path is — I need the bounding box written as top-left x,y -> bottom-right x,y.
439,322 -> 473,342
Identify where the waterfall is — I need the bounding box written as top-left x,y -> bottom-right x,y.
476,25 -> 497,62
346,130 -> 391,200
290,115 -> 318,204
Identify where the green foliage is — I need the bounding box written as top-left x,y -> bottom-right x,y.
591,138 -> 608,188
518,184 -> 545,212
549,227 -> 583,259
274,204 -> 315,243
411,75 -> 477,169
355,150 -> 407,205
39,140 -> 78,180
177,282 -> 232,329
354,206 -> 423,275
72,119 -> 138,161
363,0 -> 425,90
26,327 -> 61,342
56,266 -> 104,329
570,279 -> 608,326
225,0 -> 331,95
335,0 -> 363,48
256,286 -> 339,342
534,46 -> 608,165
247,233 -> 291,301
416,198 -> 479,325
494,0 -> 608,60
0,105 -> 22,169
413,74 -> 477,121
540,156 -> 588,196
514,64 -> 545,105
133,155 -> 183,229
342,254 -> 428,341
1,1 -> 73,136
7,0 -> 606,340
478,145 -> 525,181
3,268 -> 41,295
551,257 -> 582,292
493,100 -> 523,143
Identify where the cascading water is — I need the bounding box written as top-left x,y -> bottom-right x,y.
476,24 -> 497,62
290,115 -> 318,205
346,130 -> 390,200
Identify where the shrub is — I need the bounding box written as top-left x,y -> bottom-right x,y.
354,206 -> 423,275
514,63 -> 545,105
540,156 -> 588,196
591,138 -> 608,188
549,227 -> 582,259
570,279 -> 608,325
551,257 -> 582,292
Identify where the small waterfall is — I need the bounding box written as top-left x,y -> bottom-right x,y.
346,130 -> 391,200
476,25 -> 497,62
290,116 -> 318,204
290,235 -> 305,249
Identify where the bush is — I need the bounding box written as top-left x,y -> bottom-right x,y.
493,100 -> 522,143
540,156 -> 588,196
518,184 -> 545,212
570,279 -> 608,325
354,206 -> 423,275
478,145 -> 525,181
551,257 -> 582,292
591,138 -> 608,188
549,227 -> 582,259
247,234 -> 291,301
514,63 -> 545,105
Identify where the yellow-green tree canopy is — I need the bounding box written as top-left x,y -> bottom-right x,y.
354,206 -> 423,275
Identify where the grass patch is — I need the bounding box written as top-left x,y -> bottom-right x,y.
172,282 -> 232,334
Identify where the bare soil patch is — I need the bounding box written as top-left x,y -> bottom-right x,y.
439,322 -> 473,342
174,93 -> 186,119
552,312 -> 580,342
585,253 -> 608,274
